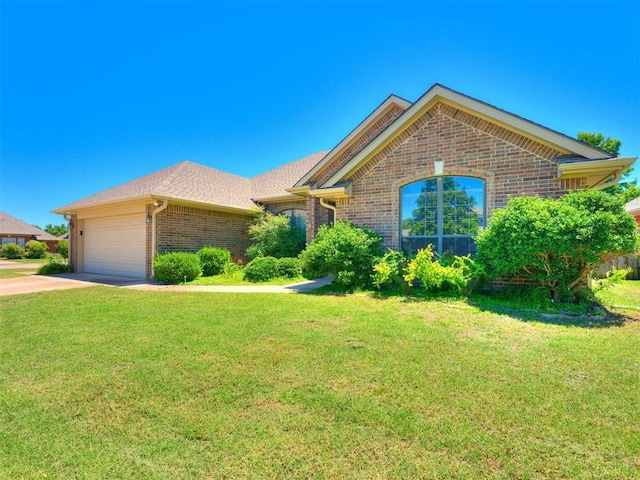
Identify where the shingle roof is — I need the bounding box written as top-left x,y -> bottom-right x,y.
54,161 -> 255,212
0,211 -> 60,241
251,151 -> 329,200
625,196 -> 640,215
54,153 -> 329,213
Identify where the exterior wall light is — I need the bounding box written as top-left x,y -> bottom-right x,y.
434,159 -> 444,176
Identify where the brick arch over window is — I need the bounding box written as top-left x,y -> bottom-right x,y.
390,167 -> 494,250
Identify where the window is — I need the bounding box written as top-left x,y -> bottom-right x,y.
280,208 -> 306,236
401,176 -> 485,256
2,237 -> 24,247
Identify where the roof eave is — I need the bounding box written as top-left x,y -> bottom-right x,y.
294,95 -> 412,188
321,84 -> 614,188
558,156 -> 637,190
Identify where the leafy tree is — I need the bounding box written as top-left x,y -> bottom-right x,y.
476,190 -> 638,302
577,132 -> 639,202
34,223 -> 69,237
577,132 -> 621,156
246,211 -> 305,259
56,240 -> 69,259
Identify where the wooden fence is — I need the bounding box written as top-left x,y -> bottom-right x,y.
597,255 -> 640,280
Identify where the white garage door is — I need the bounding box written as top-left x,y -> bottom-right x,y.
84,216 -> 146,278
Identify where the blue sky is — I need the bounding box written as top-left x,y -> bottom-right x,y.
1,0 -> 639,228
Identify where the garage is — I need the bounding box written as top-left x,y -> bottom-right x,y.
83,215 -> 147,278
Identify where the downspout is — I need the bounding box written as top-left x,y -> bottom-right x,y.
63,214 -> 72,268
319,198 -> 337,225
151,199 -> 169,277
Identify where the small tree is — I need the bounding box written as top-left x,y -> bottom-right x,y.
246,211 -> 305,259
476,190 -> 639,302
198,246 -> 230,276
299,220 -> 383,290
24,240 -> 48,259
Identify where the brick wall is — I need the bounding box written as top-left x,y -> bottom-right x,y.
69,214 -> 79,271
335,102 -> 565,249
156,205 -> 253,262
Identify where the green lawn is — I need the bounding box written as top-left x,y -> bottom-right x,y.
0,268 -> 37,278
1,288 -> 639,479
187,270 -> 306,286
595,280 -> 640,310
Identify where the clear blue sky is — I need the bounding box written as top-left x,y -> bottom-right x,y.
2,0 -> 639,228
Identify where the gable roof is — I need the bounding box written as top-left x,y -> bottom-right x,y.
311,83 -> 635,190
0,211 -> 60,241
293,95 -> 411,188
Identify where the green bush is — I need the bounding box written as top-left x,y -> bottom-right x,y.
299,221 -> 383,290
38,255 -> 73,275
246,211 -> 306,259
198,246 -> 231,276
153,252 -> 201,284
2,243 -> 24,259
476,190 -> 639,302
24,240 -> 48,259
243,256 -> 279,282
56,239 -> 69,259
404,244 -> 477,294
277,257 -> 301,279
372,249 -> 408,291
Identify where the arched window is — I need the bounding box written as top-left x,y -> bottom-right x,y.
400,176 -> 485,256
280,208 -> 306,236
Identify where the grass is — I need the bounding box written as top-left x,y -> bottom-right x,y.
595,280 -> 640,310
1,286 -> 639,478
0,257 -> 48,264
0,268 -> 38,278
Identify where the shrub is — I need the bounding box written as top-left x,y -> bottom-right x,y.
277,257 -> 301,279
299,221 -> 383,290
243,256 -> 279,282
56,240 -> 69,259
246,211 -> 306,259
403,244 -> 477,294
2,243 -> 24,259
372,249 -> 408,291
153,252 -> 201,284
24,240 -> 48,259
198,246 -> 231,276
476,190 -> 639,302
38,255 -> 73,275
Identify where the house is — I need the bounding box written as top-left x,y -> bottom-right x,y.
626,196 -> 640,230
53,84 -> 637,279
0,211 -> 60,253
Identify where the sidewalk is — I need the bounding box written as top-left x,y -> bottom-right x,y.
0,271 -> 332,296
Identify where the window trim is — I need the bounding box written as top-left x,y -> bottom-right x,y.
400,176 -> 486,255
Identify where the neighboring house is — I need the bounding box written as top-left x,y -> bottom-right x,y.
0,211 -> 60,253
626,196 -> 640,230
53,84 -> 637,279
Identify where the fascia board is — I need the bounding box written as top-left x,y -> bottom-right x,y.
294,95 -> 412,188
558,157 -> 637,176
323,84 -> 613,188
252,193 -> 306,203
51,195 -> 154,215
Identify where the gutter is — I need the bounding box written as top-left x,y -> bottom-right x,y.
319,199 -> 337,224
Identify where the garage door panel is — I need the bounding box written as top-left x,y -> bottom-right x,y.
84,216 -> 146,277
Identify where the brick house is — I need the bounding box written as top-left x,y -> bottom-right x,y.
53,84 -> 636,279
626,196 -> 640,230
0,211 -> 60,253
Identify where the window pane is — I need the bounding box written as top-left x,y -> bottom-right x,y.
401,179 -> 437,236
402,237 -> 437,257
442,236 -> 477,256
281,208 -> 306,236
442,177 -> 483,236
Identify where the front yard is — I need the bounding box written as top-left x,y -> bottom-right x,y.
1,287 -> 639,479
